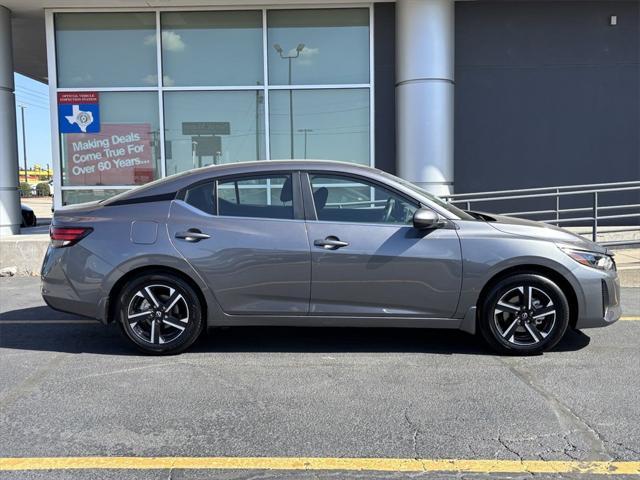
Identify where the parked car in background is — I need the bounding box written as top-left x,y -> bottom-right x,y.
41,161 -> 620,355
21,204 -> 36,227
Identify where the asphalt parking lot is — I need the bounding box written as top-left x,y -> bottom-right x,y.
0,276 -> 639,479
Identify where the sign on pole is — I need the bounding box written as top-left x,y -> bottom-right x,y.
181,122 -> 230,136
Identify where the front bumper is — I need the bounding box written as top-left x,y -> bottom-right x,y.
574,267 -> 621,329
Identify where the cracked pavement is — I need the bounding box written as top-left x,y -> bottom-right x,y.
1,277 -> 639,479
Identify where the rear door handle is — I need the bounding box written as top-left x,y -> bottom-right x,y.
175,229 -> 210,242
314,236 -> 349,250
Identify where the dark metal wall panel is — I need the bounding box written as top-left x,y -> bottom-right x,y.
454,1 -> 640,194
374,2 -> 397,175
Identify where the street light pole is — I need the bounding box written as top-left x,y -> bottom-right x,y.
298,128 -> 313,159
273,43 -> 305,159
288,57 -> 293,159
19,105 -> 27,183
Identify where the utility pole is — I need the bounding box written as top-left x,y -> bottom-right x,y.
19,105 -> 27,183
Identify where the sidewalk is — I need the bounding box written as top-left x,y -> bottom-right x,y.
615,248 -> 640,287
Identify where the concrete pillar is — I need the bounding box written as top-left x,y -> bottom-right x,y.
396,0 -> 454,196
0,6 -> 20,235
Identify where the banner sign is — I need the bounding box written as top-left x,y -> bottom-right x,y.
182,121 -> 230,136
64,124 -> 155,186
58,92 -> 101,134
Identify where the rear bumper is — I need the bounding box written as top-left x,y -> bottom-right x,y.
41,244 -> 111,323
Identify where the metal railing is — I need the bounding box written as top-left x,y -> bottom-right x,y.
443,180 -> 640,246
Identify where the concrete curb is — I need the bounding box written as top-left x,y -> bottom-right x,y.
0,235 -> 49,277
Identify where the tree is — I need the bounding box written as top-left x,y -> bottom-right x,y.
36,182 -> 50,196
19,182 -> 31,197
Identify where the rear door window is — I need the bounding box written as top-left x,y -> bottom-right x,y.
216,174 -> 294,220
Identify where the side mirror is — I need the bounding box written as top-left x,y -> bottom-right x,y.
412,208 -> 443,230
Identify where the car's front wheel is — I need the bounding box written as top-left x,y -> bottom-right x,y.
116,273 -> 203,355
479,273 -> 570,355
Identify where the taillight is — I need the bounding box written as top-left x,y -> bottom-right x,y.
50,226 -> 93,247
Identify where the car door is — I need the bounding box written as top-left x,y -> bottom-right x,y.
303,172 -> 462,318
168,171 -> 311,315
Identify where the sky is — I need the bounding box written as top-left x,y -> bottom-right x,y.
14,73 -> 52,170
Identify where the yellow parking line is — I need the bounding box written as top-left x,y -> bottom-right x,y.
0,457 -> 639,475
621,316 -> 640,321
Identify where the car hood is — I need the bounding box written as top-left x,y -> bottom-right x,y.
480,213 -> 607,253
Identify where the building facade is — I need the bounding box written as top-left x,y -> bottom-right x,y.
0,0 -> 638,232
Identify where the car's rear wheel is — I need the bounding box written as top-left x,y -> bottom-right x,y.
116,273 -> 203,355
479,273 -> 569,355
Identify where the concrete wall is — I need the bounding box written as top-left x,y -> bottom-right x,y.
455,1 -> 640,194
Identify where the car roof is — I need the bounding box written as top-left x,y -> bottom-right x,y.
191,159 -> 374,174
104,160 -> 382,203
100,159 -> 465,220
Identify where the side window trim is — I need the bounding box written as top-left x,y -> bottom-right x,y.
302,171 -> 420,224
300,172 -> 318,221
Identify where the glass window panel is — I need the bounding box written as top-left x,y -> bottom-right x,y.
164,91 -> 265,175
161,11 -> 263,87
310,174 -> 418,224
267,9 -> 369,85
55,13 -> 157,88
61,189 -> 126,206
217,174 -> 293,219
60,92 -> 161,187
185,181 -> 216,215
269,89 -> 369,164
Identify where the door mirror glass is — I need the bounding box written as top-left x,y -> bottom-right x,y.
413,208 -> 442,229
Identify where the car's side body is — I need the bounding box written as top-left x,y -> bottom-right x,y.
41,160 -> 621,337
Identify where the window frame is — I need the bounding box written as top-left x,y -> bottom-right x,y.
45,6 -> 375,209
300,171 -> 421,225
179,170 -> 304,221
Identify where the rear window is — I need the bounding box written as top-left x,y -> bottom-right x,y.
183,173 -> 295,220
217,174 -> 293,220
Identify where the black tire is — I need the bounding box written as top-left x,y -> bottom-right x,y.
116,273 -> 204,355
479,273 -> 570,355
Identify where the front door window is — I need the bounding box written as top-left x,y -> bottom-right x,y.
309,174 -> 418,224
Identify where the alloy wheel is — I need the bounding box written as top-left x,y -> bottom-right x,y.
126,284 -> 190,345
493,285 -> 556,346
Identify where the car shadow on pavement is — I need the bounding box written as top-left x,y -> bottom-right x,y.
0,307 -> 591,356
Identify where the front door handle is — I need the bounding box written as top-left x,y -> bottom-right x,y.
314,236 -> 349,250
175,228 -> 210,242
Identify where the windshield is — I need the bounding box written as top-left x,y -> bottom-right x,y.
379,171 -> 476,220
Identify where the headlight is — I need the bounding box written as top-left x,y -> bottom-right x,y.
561,247 -> 616,271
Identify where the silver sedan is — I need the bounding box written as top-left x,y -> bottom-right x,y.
41,160 -> 621,355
